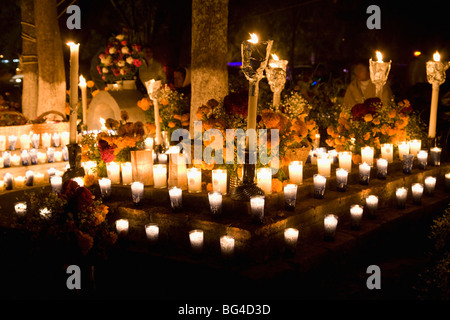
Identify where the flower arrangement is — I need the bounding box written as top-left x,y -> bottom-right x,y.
97,34 -> 143,83
25,179 -> 117,260
325,98 -> 427,163
137,84 -> 190,137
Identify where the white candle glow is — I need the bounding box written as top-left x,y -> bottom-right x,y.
365,195 -> 379,219
361,146 -> 374,166
121,162 -> 133,185
34,172 -> 44,185
417,150 -> 428,169
72,177 -> 84,187
145,223 -> 159,242
212,169 -> 227,195
430,147 -> 441,166
289,161 -> 303,185
350,204 -> 364,229
411,183 -> 424,204
67,42 -> 80,144
50,176 -> 62,193
250,195 -> 265,223
11,154 -> 20,166
424,176 -> 436,196
189,229 -> 204,253
381,143 -> 393,163
336,168 -> 348,192
313,174 -> 327,199
396,187 -> 408,209
14,176 -> 25,189
187,167 -> 202,193
324,214 -> 338,241
359,162 -> 371,185
115,219 -> 129,235
20,134 -> 31,150
144,137 -> 154,150
153,164 -> 167,189
39,207 -> 51,219
107,161 -> 121,184
317,154 -> 331,177
256,167 -> 272,194
41,133 -> 51,149
131,181 -> 144,204
284,228 -> 299,252
376,158 -> 388,179
99,177 -> 111,198
338,151 -> 352,172
4,172 -> 13,190
208,191 -> 223,216
14,202 -> 27,216
398,141 -> 410,160
8,135 -> 17,150
79,75 -> 87,125
37,151 -> 47,164
409,140 -> 421,157
283,183 -> 298,210
168,186 -> 183,210
220,235 -> 235,257
54,151 -> 63,162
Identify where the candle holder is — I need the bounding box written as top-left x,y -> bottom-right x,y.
381,143 -> 393,163
361,146 -> 374,166
324,214 -> 338,242
411,183 -> 424,205
289,161 -> 303,185
25,170 -> 34,186
4,172 -> 13,190
430,147 -> 441,166
284,184 -> 298,211
350,205 -> 364,230
2,151 -> 10,168
168,186 -> 183,212
212,169 -> 227,195
220,235 -> 235,259
62,143 -> 85,183
359,162 -> 371,185
338,151 -> 352,172
402,154 -> 414,174
189,229 -> 204,254
131,181 -> 144,205
50,176 -> 62,194
208,191 -> 223,217
424,176 -> 436,196
409,140 -> 421,157
365,195 -> 379,219
396,187 -> 408,209
336,168 -> 348,192
115,219 -> 129,238
8,135 -> 17,151
417,150 -> 428,169
266,54 -> 288,107
313,174 -> 327,199
99,178 -> 111,199
376,158 -> 388,179
256,167 -> 272,194
250,195 -> 265,224
398,141 -> 410,161
145,223 -> 159,244
369,51 -> 392,98
284,228 -> 299,256
231,34 -> 272,202
21,150 -> 30,166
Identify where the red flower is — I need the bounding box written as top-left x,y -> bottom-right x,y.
121,40 -> 127,46
73,187 -> 94,212
98,139 -> 115,163
60,179 -> 80,199
132,44 -> 141,53
97,65 -> 102,75
223,91 -> 248,117
112,68 -> 121,77
351,98 -> 379,120
133,59 -> 142,67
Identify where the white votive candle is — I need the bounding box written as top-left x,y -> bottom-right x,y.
396,187 -> 408,209
359,162 -> 371,185
115,219 -> 129,236
256,167 -> 272,194
34,172 -> 44,185
121,162 -> 133,185
14,176 -> 25,189
50,176 -> 62,193
41,133 -> 51,149
430,147 -> 441,166
131,181 -> 144,204
212,169 -> 227,195
381,143 -> 393,163
284,184 -> 298,210
168,186 -> 183,211
365,195 -> 379,219
11,154 -> 21,166
14,202 -> 27,216
317,154 -> 331,177
289,161 -> 303,185
284,227 -> 299,252
324,214 -> 338,241
107,161 -> 121,184
250,195 -> 265,223
20,134 -> 31,150
37,151 -> 47,164
208,191 -> 223,216
187,167 -> 202,193
144,137 -> 154,150
153,164 -> 167,189
8,135 -> 17,150
336,168 -> 348,192
411,183 -> 424,204
350,204 -> 364,230
376,158 -> 388,179
424,176 -> 436,196
189,229 -> 204,253
361,146 -> 374,166
417,150 -> 428,169
338,151 -> 352,172
145,223 -> 159,242
398,141 -> 409,160
409,140 -> 421,157
220,235 -> 235,257
99,178 -> 111,198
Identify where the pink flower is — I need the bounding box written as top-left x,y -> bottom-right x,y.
133,59 -> 142,67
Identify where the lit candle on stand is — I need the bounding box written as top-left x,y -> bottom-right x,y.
426,52 -> 449,139
313,174 -> 327,199
417,150 -> 428,169
67,42 -> 80,144
79,75 -> 87,126
411,183 -> 424,205
208,191 -> 223,217
324,214 -> 338,241
256,167 -> 272,194
266,53 -> 288,107
396,187 -> 408,209
289,161 -> 303,185
168,186 -> 183,211
131,181 -> 144,205
424,176 -> 436,196
369,50 -> 392,99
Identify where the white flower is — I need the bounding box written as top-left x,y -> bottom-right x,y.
115,34 -> 125,41
120,68 -> 127,75
108,47 -> 116,54
126,56 -> 134,65
102,67 -> 109,73
100,55 -> 112,66
117,60 -> 125,67
121,46 -> 130,55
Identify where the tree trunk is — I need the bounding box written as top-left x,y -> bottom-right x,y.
34,0 -> 66,118
20,0 -> 38,120
190,0 -> 229,132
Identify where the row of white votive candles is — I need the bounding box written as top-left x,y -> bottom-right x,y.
114,218 -> 302,256
0,132 -> 70,151
1,166 -> 67,191
0,147 -> 68,168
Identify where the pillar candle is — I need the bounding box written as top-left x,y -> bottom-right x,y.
411,183 -> 424,204
99,178 -> 111,198
430,147 -> 441,166
317,154 -> 331,177
324,214 -> 338,241
220,235 -> 235,258
359,162 -> 371,185
314,174 -> 327,199
187,167 -> 202,193
168,186 -> 183,211
289,161 -> 303,185
79,75 -> 87,125
256,167 -> 272,194
52,133 -> 60,147
153,164 -> 167,189
445,172 -> 450,193
31,134 -> 39,149
361,146 -> 374,166
338,151 -> 352,172
189,229 -> 204,253
284,183 -> 298,210
409,140 -> 421,157
25,170 -> 34,186
20,134 -> 31,150
8,135 -> 17,151
0,135 -> 5,151
376,158 -> 388,179
145,223 -> 159,243
336,168 -> 348,192
67,42 -> 80,144
284,228 -> 299,253
424,176 -> 436,196
4,173 -> 13,190
0,180 -> 4,192
208,191 -> 223,216
144,137 -> 154,150
14,176 -> 25,189
34,172 -> 44,185
365,195 -> 379,219
115,219 -> 129,236
417,150 -> 428,169
11,154 -> 21,166
107,161 -> 121,184
41,133 -> 51,149
212,169 -> 227,195
131,181 -> 144,205
398,142 -> 410,160
396,187 -> 408,209
250,195 -> 265,223
121,162 -> 133,185
350,204 -> 364,230
61,132 -> 70,146
50,176 -> 62,193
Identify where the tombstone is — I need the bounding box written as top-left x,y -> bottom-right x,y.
87,90 -> 146,131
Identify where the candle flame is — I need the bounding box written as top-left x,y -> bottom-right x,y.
271,54 -> 279,61
79,75 -> 86,87
66,41 -> 79,49
99,117 -> 106,130
248,33 -> 259,44
376,51 -> 383,62
433,51 -> 440,62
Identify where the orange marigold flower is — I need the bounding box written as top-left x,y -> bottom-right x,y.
86,80 -> 95,88
363,132 -> 371,140
271,178 -> 283,193
161,98 -> 168,106
388,110 -> 397,118
168,121 -> 176,128
364,114 -> 373,122
352,154 -> 361,165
